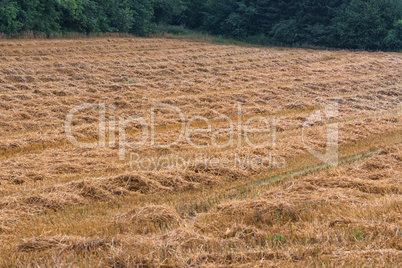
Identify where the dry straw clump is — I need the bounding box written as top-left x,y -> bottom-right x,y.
19,235 -> 111,252
213,199 -> 298,225
115,205 -> 180,235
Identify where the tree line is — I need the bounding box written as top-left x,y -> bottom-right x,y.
0,0 -> 401,50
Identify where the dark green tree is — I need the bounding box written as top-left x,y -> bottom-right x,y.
58,0 -> 103,33
128,0 -> 153,36
152,0 -> 184,24
173,0 -> 207,29
203,0 -> 239,35
16,0 -> 61,34
384,19 -> 402,49
0,0 -> 23,33
332,0 -> 402,49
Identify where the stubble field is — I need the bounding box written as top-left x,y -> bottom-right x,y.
0,37 -> 401,267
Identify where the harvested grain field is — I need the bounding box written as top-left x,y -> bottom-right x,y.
0,37 -> 401,267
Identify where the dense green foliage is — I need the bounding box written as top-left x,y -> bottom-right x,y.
194,0 -> 402,50
0,0 -> 401,49
332,0 -> 402,49
0,0 -> 154,35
